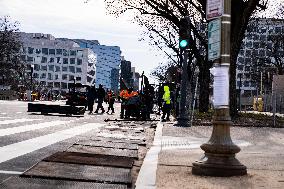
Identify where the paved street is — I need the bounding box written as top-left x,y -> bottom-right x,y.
0,100 -> 124,183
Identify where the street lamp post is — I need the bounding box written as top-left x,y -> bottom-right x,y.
192,0 -> 247,176
30,64 -> 34,101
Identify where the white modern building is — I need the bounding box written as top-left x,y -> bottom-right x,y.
236,18 -> 284,96
71,39 -> 121,91
19,33 -> 97,92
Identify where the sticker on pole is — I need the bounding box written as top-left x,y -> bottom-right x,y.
206,0 -> 224,20
208,19 -> 221,61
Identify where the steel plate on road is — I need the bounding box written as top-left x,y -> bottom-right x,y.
0,177 -> 127,189
44,152 -> 134,168
67,145 -> 138,159
76,140 -> 138,150
22,161 -> 132,185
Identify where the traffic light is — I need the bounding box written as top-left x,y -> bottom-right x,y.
179,17 -> 190,49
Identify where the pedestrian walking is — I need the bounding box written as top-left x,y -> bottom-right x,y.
161,85 -> 171,122
95,84 -> 105,113
106,90 -> 115,114
87,86 -> 96,114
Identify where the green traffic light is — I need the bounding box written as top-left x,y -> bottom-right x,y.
179,39 -> 188,48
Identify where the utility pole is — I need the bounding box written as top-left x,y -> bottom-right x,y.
192,0 -> 247,176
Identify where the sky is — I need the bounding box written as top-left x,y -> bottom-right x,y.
0,0 -> 166,84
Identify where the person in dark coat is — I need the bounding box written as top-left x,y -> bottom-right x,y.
87,86 -> 96,114
95,84 -> 105,113
106,90 -> 116,114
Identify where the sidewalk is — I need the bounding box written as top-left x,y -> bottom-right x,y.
136,122 -> 284,189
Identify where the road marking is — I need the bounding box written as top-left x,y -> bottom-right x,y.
0,123 -> 104,164
0,117 -> 11,119
16,112 -> 22,114
0,118 -> 41,125
0,170 -> 23,175
0,113 -> 7,115
0,120 -> 72,137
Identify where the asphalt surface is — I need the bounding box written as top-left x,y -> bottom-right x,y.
0,100 -> 122,183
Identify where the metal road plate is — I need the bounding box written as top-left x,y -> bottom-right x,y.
76,140 -> 138,150
90,137 -> 145,145
22,161 -> 132,185
0,176 -> 127,189
44,152 -> 134,168
67,145 -> 138,159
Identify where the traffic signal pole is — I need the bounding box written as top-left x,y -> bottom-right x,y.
173,49 -> 190,127
192,0 -> 247,176
173,17 -> 191,127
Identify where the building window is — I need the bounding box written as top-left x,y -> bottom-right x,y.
27,56 -> 34,62
76,67 -> 82,73
55,66 -> 60,72
63,49 -> 68,56
69,75 -> 74,81
77,58 -> 82,65
76,77 -> 81,81
63,58 -> 68,64
62,74 -> 67,80
47,82 -> 53,87
41,57 -> 47,63
70,58 -> 75,64
49,49 -> 55,55
35,49 -> 41,54
42,48 -> 48,55
62,67 -> 67,72
56,57 -> 61,64
55,75 -> 59,80
40,73 -> 46,79
70,50 -> 76,56
41,65 -> 47,71
56,49 -> 62,55
61,82 -> 67,89
28,47 -> 34,54
77,50 -> 83,57
33,73 -> 39,79
34,64 -> 40,71
49,57 -> 54,63
69,66 -> 75,73
48,65 -> 54,72
54,82 -> 60,88
48,73 -> 53,80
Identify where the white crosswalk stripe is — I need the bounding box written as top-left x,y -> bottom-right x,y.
0,123 -> 104,164
0,118 -> 41,125
0,120 -> 72,137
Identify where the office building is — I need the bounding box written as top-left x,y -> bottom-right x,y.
20,33 -> 97,92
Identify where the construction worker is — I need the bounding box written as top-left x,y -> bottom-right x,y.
161,85 -> 171,122
119,89 -> 129,118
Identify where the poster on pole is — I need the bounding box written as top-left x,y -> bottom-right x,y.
206,0 -> 224,20
208,18 -> 221,61
210,67 -> 229,107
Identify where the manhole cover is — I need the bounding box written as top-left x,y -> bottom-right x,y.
22,162 -> 132,185
67,145 -> 138,159
44,152 -> 134,168
76,140 -> 138,150
0,177 -> 127,189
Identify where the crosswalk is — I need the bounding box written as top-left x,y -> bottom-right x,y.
0,116 -> 105,167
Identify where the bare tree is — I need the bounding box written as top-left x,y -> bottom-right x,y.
0,16 -> 26,90
103,0 -> 268,116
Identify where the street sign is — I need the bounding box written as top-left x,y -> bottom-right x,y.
206,0 -> 223,20
208,19 -> 221,61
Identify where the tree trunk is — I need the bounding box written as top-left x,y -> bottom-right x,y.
198,61 -> 211,112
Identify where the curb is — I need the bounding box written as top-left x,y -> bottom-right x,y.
135,122 -> 163,189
